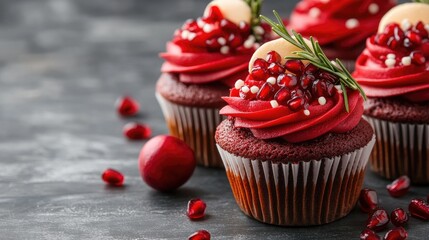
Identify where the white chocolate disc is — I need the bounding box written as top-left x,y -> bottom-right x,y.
204,0 -> 252,25
378,3 -> 429,33
248,38 -> 313,72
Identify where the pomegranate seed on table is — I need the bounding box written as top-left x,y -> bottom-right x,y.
123,122 -> 151,140
187,198 -> 207,220
409,198 -> 429,220
366,209 -> 390,231
360,229 -> 381,240
384,227 -> 408,240
188,230 -> 210,240
387,175 -> 410,198
391,208 -> 409,227
115,96 -> 140,117
101,168 -> 124,187
358,189 -> 378,213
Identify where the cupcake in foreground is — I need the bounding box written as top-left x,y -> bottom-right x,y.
353,1 -> 429,184
157,0 -> 271,168
215,13 -> 375,226
287,0 -> 396,71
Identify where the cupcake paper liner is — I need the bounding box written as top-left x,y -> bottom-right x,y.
366,116 -> 429,184
156,93 -> 225,168
216,136 -> 375,226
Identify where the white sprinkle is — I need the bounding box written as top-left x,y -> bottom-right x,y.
253,43 -> 261,49
401,56 -> 411,66
345,18 -> 359,29
337,90 -> 343,94
253,26 -> 265,35
243,36 -> 256,49
309,7 -> 321,18
304,110 -> 311,116
368,3 -> 379,14
335,85 -> 342,91
217,37 -> 227,45
385,58 -> 396,68
197,18 -> 204,28
266,77 -> 276,85
320,0 -> 330,3
401,19 -> 411,31
330,60 -> 339,68
250,86 -> 259,94
220,46 -> 230,54
387,53 -> 396,59
425,24 -> 429,32
270,100 -> 279,108
181,30 -> 190,39
318,97 -> 327,105
239,21 -> 247,29
188,32 -> 196,41
203,24 -> 213,33
241,86 -> 250,93
228,34 -> 235,41
234,79 -> 245,89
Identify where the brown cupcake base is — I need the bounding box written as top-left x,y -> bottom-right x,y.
156,93 -> 225,168
366,116 -> 429,184
217,136 -> 375,226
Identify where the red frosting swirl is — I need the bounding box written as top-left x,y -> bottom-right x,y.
220,90 -> 364,142
288,0 -> 395,54
354,38 -> 429,102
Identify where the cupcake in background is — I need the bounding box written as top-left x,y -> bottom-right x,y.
157,0 -> 271,168
287,0 -> 396,71
353,2 -> 429,184
215,14 -> 375,226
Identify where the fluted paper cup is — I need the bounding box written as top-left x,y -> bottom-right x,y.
156,93 -> 225,168
366,116 -> 429,184
216,136 -> 375,226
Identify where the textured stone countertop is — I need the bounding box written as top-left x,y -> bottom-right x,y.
0,0 -> 425,239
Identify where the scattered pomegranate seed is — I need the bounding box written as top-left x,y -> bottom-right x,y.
409,198 -> 429,220
384,227 -> 408,240
366,209 -> 390,231
101,168 -> 124,186
391,208 -> 409,227
387,175 -> 410,198
115,96 -> 140,117
358,189 -> 378,213
360,229 -> 381,240
188,230 -> 210,240
123,122 -> 151,140
187,198 -> 207,220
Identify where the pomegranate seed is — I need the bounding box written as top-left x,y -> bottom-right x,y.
284,60 -> 304,74
391,208 -> 409,227
360,229 -> 381,240
239,86 -> 256,100
388,37 -> 399,49
257,82 -> 275,100
414,21 -> 428,37
311,79 -> 327,97
220,19 -> 238,32
411,51 -> 426,65
393,26 -> 405,42
300,74 -> 314,89
325,82 -> 336,96
253,58 -> 269,69
366,209 -> 390,231
304,64 -> 319,75
238,22 -> 251,34
251,67 -> 269,81
422,40 -> 429,56
101,168 -> 124,186
266,51 -> 282,63
274,87 -> 291,105
406,31 -> 422,45
291,88 -> 304,98
287,96 -> 304,111
182,20 -> 199,32
386,175 -> 410,198
206,38 -> 221,50
384,23 -> 400,36
228,34 -> 243,48
205,6 -> 223,23
303,90 -> 312,102
230,88 -> 239,97
267,62 -> 285,75
358,189 -> 378,213
319,71 -> 338,84
187,198 -> 206,220
384,227 -> 408,240
188,230 -> 210,240
116,96 -> 140,117
409,198 -> 429,220
377,33 -> 390,46
123,122 -> 151,140
277,73 -> 298,88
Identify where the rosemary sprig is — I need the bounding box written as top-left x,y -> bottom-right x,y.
244,0 -> 263,27
413,0 -> 429,4
260,11 -> 366,112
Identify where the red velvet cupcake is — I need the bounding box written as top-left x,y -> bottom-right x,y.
215,15 -> 375,226
156,0 -> 271,168
287,0 -> 396,71
353,2 -> 429,184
